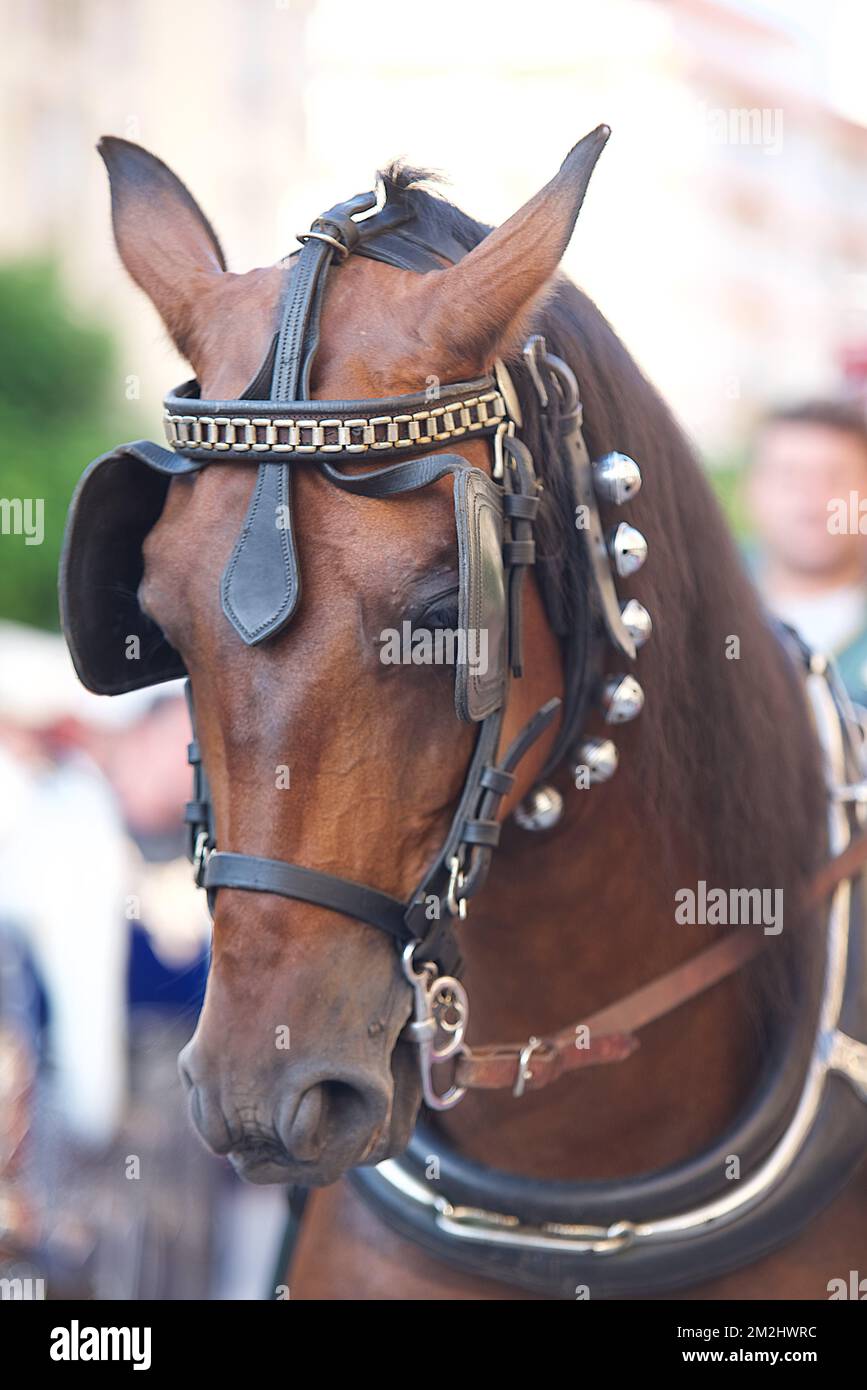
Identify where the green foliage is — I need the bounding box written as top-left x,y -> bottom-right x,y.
0,261 -> 130,630
706,453 -> 752,542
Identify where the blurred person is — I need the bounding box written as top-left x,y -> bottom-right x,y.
100,693 -> 211,1006
0,625 -> 218,1295
0,626 -> 211,1117
746,400 -> 867,703
0,624 -> 132,1147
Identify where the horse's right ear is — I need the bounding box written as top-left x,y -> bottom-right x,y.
98,137 -> 226,359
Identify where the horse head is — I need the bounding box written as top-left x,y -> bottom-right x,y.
82,132 -> 613,1183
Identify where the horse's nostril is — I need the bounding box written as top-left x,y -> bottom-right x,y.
320,1079 -> 370,1135
278,1080 -> 373,1164
285,1084 -> 326,1163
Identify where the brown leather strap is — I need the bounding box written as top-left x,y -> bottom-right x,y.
455,830 -> 867,1097
454,1029 -> 638,1094
804,827 -> 867,907
455,927 -> 763,1094
580,927 -> 764,1036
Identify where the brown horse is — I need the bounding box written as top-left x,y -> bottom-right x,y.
86,129 -> 867,1299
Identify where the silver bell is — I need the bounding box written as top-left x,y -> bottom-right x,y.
593,452 -> 642,505
600,674 -> 645,724
620,598 -> 652,649
607,522 -> 648,578
513,784 -> 564,832
573,737 -> 619,786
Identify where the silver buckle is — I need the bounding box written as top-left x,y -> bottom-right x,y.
492,419 -> 514,481
445,855 -> 468,919
513,1035 -> 544,1097
296,230 -> 350,260
193,830 -> 212,888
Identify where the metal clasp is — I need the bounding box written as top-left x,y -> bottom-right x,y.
192,830 -> 212,887
824,1028 -> 867,1102
522,333 -> 580,416
513,1035 -> 544,1097
402,943 -> 469,1111
445,855 -> 468,919
492,419 -> 514,481
296,230 -> 350,260
832,779 -> 867,804
522,335 -> 550,408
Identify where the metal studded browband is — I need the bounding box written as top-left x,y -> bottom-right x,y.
163,379 -> 509,463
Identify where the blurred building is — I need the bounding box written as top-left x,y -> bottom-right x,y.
2,0 -> 867,456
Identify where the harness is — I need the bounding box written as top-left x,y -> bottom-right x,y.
61,183 -> 650,1107
59,181 -> 867,1296
354,647 -> 867,1295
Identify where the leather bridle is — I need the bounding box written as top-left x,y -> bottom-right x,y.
61,170 -> 867,1298
182,254 -> 543,958
174,185 -> 647,1109
179,189 -> 867,1297
177,187 -> 867,1117
60,178 -> 646,1110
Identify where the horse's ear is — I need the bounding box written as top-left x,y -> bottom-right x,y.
98,137 -> 226,358
418,126 -> 610,371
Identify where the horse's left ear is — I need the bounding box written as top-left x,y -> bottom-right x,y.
98,136 -> 226,361
418,125 -> 610,371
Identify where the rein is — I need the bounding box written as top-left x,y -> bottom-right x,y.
452,821 -> 867,1098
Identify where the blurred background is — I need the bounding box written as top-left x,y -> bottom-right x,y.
1,0 -> 867,1298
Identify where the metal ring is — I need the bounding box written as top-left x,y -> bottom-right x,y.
296,230 -> 350,260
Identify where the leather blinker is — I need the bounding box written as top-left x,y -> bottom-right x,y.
59,442 -> 196,695
453,469 -> 507,722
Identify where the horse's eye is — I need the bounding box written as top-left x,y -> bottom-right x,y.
418,589 -> 460,631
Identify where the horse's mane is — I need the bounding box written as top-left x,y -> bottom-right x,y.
382,162 -> 827,1027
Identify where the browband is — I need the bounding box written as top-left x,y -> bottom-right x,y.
163,378 -> 508,463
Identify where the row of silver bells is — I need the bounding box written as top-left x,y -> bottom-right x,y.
515,452 -> 650,832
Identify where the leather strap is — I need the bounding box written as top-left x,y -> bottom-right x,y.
318,451 -> 474,496
271,232 -> 337,402
581,925 -> 765,1035
219,232 -> 333,644
452,824 -> 867,1096
187,696 -> 562,977
219,193 -> 383,648
203,852 -> 412,944
454,927 -> 765,1093
805,827 -> 867,906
